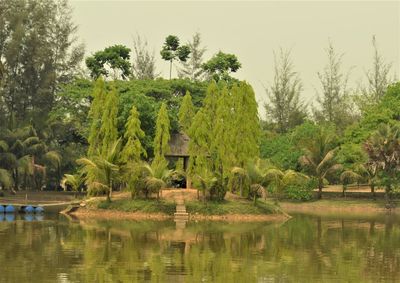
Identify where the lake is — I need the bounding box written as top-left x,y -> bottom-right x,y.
0,212 -> 399,282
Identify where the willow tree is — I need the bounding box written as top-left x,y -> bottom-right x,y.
99,85 -> 119,157
153,103 -> 170,164
178,91 -> 195,133
87,78 -> 107,156
120,105 -> 146,163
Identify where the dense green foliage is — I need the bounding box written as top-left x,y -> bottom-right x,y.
0,0 -> 84,129
85,45 -> 131,80
1,0 -> 399,208
202,51 -> 241,82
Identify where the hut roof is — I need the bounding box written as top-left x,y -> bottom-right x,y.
166,132 -> 190,157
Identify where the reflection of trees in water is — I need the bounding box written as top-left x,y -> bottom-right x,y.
0,215 -> 400,282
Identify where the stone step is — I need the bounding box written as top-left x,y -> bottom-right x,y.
174,212 -> 189,217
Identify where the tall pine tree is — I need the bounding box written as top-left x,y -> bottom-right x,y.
188,109 -> 210,175
232,82 -> 261,167
153,103 -> 170,164
211,83 -> 235,178
121,105 -> 146,163
87,77 -> 107,156
99,84 -> 119,157
265,49 -> 306,133
177,32 -> 206,80
178,91 -> 195,133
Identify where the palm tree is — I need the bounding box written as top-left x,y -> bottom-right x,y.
77,140 -> 120,202
61,174 -> 82,197
354,163 -> 378,199
299,126 -> 342,199
193,168 -> 217,203
43,150 -> 62,186
364,123 -> 400,205
139,159 -> 172,200
229,166 -> 248,197
264,168 -> 309,200
340,170 -> 362,197
229,159 -> 308,203
0,126 -> 67,192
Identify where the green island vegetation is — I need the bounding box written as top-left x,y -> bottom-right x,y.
1,0 -> 400,218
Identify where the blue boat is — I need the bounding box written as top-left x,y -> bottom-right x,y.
5,205 -> 15,213
0,205 -> 4,213
34,206 -> 44,213
24,206 -> 35,213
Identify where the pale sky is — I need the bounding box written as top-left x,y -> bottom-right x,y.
70,0 -> 400,117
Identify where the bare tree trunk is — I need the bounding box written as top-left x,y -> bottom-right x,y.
371,183 -> 375,200
169,60 -> 172,80
385,185 -> 391,208
107,180 -> 112,202
318,179 -> 323,199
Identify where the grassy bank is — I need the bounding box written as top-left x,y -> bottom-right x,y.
185,199 -> 280,215
280,198 -> 399,215
96,199 -> 176,215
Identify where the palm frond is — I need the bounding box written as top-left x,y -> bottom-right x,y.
18,155 -> 34,175
145,177 -> 166,192
282,170 -> 309,185
0,140 -> 9,153
22,136 -> 40,148
44,151 -> 62,168
61,174 -> 81,191
76,157 -> 98,168
340,170 -> 362,185
316,148 -> 337,175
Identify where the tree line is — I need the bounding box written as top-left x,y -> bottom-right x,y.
0,0 -> 399,206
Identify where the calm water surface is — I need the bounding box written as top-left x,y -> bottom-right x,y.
0,212 -> 399,282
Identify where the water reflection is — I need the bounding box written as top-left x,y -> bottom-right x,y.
0,213 -> 399,282
0,213 -> 46,222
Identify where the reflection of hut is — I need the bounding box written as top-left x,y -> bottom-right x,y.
165,132 -> 191,189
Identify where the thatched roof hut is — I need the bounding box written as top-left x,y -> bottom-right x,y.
166,132 -> 190,158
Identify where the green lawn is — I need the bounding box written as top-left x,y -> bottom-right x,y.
185,199 -> 280,215
97,199 -> 176,215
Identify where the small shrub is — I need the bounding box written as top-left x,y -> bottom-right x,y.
283,179 -> 316,201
